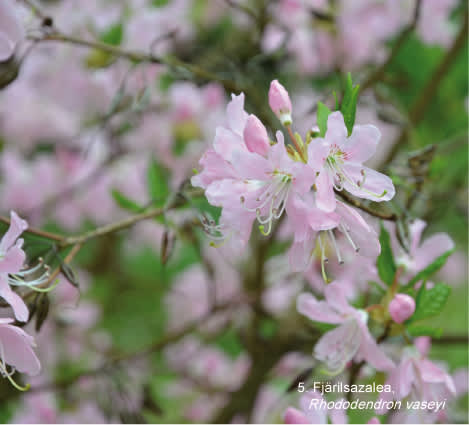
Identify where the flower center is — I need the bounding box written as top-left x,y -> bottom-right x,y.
240,170 -> 292,235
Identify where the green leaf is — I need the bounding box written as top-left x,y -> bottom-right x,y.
403,249 -> 454,290
147,159 -> 170,207
409,283 -> 451,323
152,0 -> 170,6
340,73 -> 360,136
112,189 -> 142,213
99,22 -> 124,46
376,223 -> 396,286
317,101 -> 331,137
407,324 -> 443,338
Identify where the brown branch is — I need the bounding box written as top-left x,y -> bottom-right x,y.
0,216 -> 64,242
336,191 -> 397,221
360,0 -> 422,92
382,14 -> 468,165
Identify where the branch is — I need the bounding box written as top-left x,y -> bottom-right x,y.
336,191 -> 397,221
0,216 -> 64,242
28,31 -> 241,93
383,14 -> 468,164
360,0 -> 422,92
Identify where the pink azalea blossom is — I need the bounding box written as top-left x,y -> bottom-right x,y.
297,281 -> 394,374
0,211 -> 29,322
376,341 -> 456,414
394,219 -> 454,278
309,111 -> 395,212
284,391 -> 348,424
289,199 -> 380,277
0,318 -> 41,382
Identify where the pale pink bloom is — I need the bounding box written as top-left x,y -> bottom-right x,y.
284,391 -> 348,424
417,0 -> 457,47
289,199 -> 380,275
0,318 -> 41,378
438,251 -> 467,286
309,111 -> 395,212
297,281 -> 394,373
0,0 -> 24,61
243,114 -> 271,156
11,391 -> 57,424
367,417 -> 380,424
0,211 -> 29,322
269,80 -> 293,125
388,293 -> 415,324
376,343 -> 456,414
394,219 -> 454,278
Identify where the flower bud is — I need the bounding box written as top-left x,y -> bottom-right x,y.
268,79 -> 292,126
243,114 -> 270,156
284,407 -> 308,424
388,293 -> 415,324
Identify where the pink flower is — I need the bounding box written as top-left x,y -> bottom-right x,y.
0,0 -> 24,61
395,219 -> 454,277
289,199 -> 380,277
308,111 -> 395,212
269,80 -> 293,126
297,281 -> 394,373
376,342 -> 456,414
388,293 -> 415,324
0,318 -> 41,384
284,391 -> 347,424
0,211 -> 29,322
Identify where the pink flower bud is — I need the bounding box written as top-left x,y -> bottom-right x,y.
268,79 -> 292,126
415,336 -> 431,356
388,294 -> 415,324
243,114 -> 270,156
367,417 -> 380,424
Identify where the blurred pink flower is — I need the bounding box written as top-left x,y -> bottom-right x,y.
297,281 -> 394,373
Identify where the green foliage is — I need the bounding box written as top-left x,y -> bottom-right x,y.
99,22 -> 124,46
408,283 -> 451,324
151,0 -> 170,7
376,223 -> 396,286
403,249 -> 454,290
147,159 -> 170,207
316,101 -> 331,137
112,189 -> 142,213
340,73 -> 360,136
407,324 -> 443,338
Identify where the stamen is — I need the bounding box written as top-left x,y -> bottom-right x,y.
328,230 -> 343,264
340,224 -> 360,252
318,233 -> 330,283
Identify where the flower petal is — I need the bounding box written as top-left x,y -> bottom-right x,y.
297,293 -> 344,324
341,163 -> 395,202
0,211 -> 27,253
315,171 -> 336,212
343,124 -> 380,163
0,275 -> 28,322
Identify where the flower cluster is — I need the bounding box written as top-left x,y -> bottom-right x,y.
0,212 -> 42,389
193,80 -> 394,279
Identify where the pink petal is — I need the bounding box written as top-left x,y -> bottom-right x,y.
0,211 -> 27,253
213,127 -> 246,161
355,324 -> 394,372
226,93 -> 248,137
231,149 -> 272,181
341,163 -> 395,202
296,293 -> 344,324
315,171 -> 336,212
315,320 -> 362,372
413,233 -> 454,271
284,407 -> 310,424
306,139 -> 328,173
0,241 -> 25,274
325,112 -> 347,146
324,281 -> 355,315
408,219 -> 427,255
343,124 -> 380,163
0,323 -> 41,376
0,275 -> 28,322
418,359 -> 456,394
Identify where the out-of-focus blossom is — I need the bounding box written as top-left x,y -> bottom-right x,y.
297,281 -> 394,373
0,1 -> 24,61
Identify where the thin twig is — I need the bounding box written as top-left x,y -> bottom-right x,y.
360,0 -> 422,93
382,15 -> 468,165
0,216 -> 64,242
335,191 -> 397,221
